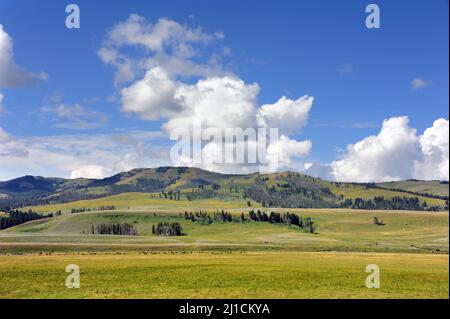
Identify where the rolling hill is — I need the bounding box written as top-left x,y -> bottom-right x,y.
0,167 -> 448,210
1,168 -> 448,299
376,180 -> 449,197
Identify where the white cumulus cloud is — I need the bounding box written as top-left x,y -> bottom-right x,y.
70,165 -> 108,179
101,16 -> 314,174
163,75 -> 260,134
415,118 -> 449,180
98,15 -> 226,85
266,135 -> 312,170
0,128 -> 169,180
121,67 -> 181,121
0,24 -> 47,87
331,116 -> 449,182
54,103 -> 108,129
257,96 -> 313,135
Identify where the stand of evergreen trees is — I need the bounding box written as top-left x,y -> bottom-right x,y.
0,178 -> 171,208
248,209 -> 316,233
360,183 -> 449,201
183,210 -> 234,223
184,211 -> 214,224
91,223 -> 137,235
152,222 -> 183,236
160,190 -> 182,200
244,181 -> 336,208
0,192 -> 109,209
339,196 -> 444,211
71,206 -> 116,214
181,209 -> 316,233
184,187 -> 228,201
0,209 -> 53,230
214,209 -> 233,222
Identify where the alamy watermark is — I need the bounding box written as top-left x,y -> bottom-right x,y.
65,264 -> 80,288
65,4 -> 80,29
365,264 -> 380,289
365,4 -> 380,29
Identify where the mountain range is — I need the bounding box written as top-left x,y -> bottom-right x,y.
0,167 -> 448,210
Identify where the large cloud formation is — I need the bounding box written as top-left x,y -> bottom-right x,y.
98,15 -> 225,85
0,24 -> 47,120
2,16 -> 447,182
0,128 -> 169,180
416,118 -> 449,181
99,16 -> 448,180
0,24 -> 47,87
330,116 -> 449,182
99,15 -> 313,173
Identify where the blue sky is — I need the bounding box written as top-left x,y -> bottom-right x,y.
0,0 -> 448,181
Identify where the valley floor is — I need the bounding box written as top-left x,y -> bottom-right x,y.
0,207 -> 448,299
0,251 -> 447,299
1,208 -> 448,254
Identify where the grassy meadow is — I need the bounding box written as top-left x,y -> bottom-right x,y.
0,208 -> 448,254
0,252 -> 448,299
0,193 -> 448,299
376,180 -> 449,197
24,192 -> 257,214
327,184 -> 447,207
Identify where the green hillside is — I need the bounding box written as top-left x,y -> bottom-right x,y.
25,192 -> 253,214
1,167 -> 448,210
1,180 -> 448,299
2,208 -> 448,254
376,180 -> 449,197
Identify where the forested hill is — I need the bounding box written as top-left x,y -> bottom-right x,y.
0,167 -> 448,210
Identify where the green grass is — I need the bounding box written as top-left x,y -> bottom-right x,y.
1,196 -> 448,299
0,252 -> 447,298
25,192 -> 254,214
376,181 -> 449,197
26,188 -> 448,219
328,184 -> 447,206
1,209 -> 448,254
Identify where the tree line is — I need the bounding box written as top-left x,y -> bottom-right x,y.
248,209 -> 316,233
360,183 -> 449,201
181,209 -> 317,233
71,206 -> 116,214
0,209 -> 54,230
183,210 -> 234,224
339,196 -> 445,211
159,190 -> 182,200
244,181 -> 336,209
152,222 -> 183,236
91,223 -> 137,235
0,192 -> 109,209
